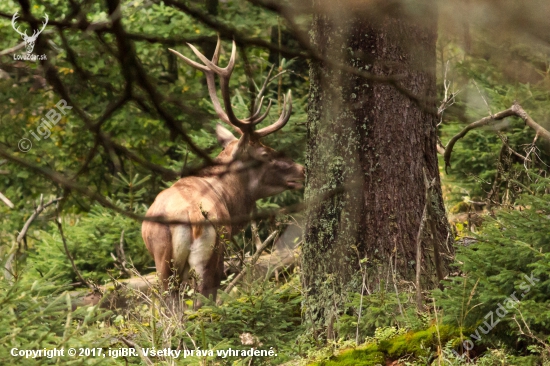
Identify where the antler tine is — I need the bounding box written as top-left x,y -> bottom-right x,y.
186,41 -> 236,78
244,65 -> 277,125
251,65 -> 274,111
245,99 -> 273,125
255,90 -> 293,138
211,35 -> 221,64
39,13 -> 48,32
169,40 -> 244,135
244,96 -> 266,122
28,13 -> 48,39
168,47 -> 209,72
203,71 -> 239,129
11,12 -> 27,37
251,96 -> 265,119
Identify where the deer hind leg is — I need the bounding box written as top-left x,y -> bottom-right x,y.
187,223 -> 224,306
143,222 -> 175,292
171,224 -> 193,287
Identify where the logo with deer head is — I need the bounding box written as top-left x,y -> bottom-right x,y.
11,12 -> 48,54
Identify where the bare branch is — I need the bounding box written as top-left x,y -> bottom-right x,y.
163,0 -> 438,115
443,102 -> 550,172
0,41 -> 26,56
120,338 -> 153,366
0,146 -> 304,226
111,230 -> 132,277
17,195 -> 63,243
472,79 -> 493,116
225,230 -> 278,294
250,221 -> 263,251
104,0 -> 214,165
56,210 -> 98,292
0,191 -> 14,209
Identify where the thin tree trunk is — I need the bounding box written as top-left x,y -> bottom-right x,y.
302,0 -> 453,336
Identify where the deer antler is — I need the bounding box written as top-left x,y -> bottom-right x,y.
11,12 -> 48,40
30,13 -> 49,40
169,38 -> 292,138
11,12 -> 27,38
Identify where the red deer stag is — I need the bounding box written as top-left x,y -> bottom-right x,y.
142,39 -> 305,303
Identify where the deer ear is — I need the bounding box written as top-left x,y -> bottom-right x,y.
215,124 -> 237,148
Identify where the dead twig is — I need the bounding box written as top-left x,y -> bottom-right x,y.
56,206 -> 98,292
5,195 -> 62,282
512,309 -> 550,354
250,220 -> 262,251
497,132 -> 531,163
225,230 -> 278,294
0,41 -> 26,56
17,194 -> 63,243
111,230 -> 132,277
120,337 -> 154,366
437,60 -> 460,126
0,191 -> 14,208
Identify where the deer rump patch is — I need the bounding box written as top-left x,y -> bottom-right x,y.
170,211 -> 217,281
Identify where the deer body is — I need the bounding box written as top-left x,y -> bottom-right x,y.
142,177 -> 233,300
142,40 -> 304,302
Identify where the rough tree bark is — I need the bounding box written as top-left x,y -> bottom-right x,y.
302,0 -> 454,336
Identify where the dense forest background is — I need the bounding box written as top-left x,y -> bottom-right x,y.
0,0 -> 549,365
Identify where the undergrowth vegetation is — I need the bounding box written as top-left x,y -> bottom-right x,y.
1,178 -> 549,365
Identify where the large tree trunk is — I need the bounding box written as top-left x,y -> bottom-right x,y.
302,0 -> 453,336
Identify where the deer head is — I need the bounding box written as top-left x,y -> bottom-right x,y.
168,39 -> 304,199
12,12 -> 48,54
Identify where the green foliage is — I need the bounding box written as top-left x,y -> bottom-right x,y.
435,177 -> 550,354
112,274 -> 306,365
193,282 -> 302,350
1,0 -> 549,365
0,0 -> 307,293
0,268 -> 111,365
0,0 -> 309,363
27,203 -> 150,284
439,40 -> 550,207
337,288 -> 413,341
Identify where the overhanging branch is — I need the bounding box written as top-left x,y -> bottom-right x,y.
443,102 -> 550,173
